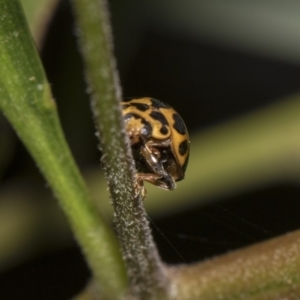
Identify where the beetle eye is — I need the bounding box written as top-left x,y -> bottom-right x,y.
141,127 -> 148,136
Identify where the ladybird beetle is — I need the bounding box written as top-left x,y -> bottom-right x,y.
122,97 -> 190,191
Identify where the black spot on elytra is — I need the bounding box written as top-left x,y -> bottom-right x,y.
160,126 -> 169,135
173,113 -> 186,135
179,140 -> 188,156
122,104 -> 130,109
150,98 -> 171,109
131,102 -> 150,111
149,111 -> 168,126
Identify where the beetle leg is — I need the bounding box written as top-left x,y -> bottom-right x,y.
133,175 -> 147,199
144,139 -> 172,152
136,172 -> 176,191
140,145 -> 165,176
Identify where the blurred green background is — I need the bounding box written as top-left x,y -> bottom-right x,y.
1,0 -> 300,299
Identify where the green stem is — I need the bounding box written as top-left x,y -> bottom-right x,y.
71,0 -> 170,298
0,1 -> 126,299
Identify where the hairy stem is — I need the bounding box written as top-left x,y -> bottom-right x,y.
71,0 -> 170,298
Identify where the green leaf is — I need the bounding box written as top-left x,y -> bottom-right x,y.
0,1 -> 127,299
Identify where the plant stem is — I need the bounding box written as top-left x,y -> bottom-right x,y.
168,230 -> 300,299
71,0 -> 170,298
0,1 -> 126,299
